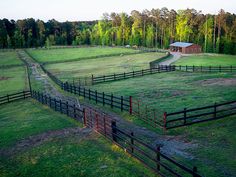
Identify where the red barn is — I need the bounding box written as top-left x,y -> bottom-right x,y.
170,42 -> 202,54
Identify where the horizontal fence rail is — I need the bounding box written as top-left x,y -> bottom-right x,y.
92,65 -> 176,84
31,90 -> 84,122
132,99 -> 164,128
84,107 -> 201,177
40,64 -> 132,113
172,65 -> 236,73
164,100 -> 236,129
0,91 -> 31,105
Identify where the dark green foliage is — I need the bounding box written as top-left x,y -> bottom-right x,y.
0,8 -> 235,54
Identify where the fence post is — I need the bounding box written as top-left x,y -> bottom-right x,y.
92,74 -> 94,85
103,115 -> 106,136
184,108 -> 187,124
163,112 -> 167,131
124,72 -> 125,79
49,96 -> 51,108
60,100 -> 62,113
73,104 -> 76,118
95,91 -> 98,103
95,112 -> 99,131
214,102 -> 217,118
54,98 -> 57,111
130,132 -> 134,153
142,69 -> 144,76
89,89 -> 91,100
66,101 -> 69,116
193,65 -> 195,72
133,71 -> 134,77
111,121 -> 117,142
83,88 -> 86,98
103,92 -> 105,106
111,94 -> 113,108
156,145 -> 161,171
129,96 -> 132,115
193,166 -> 198,177
83,108 -> 86,126
121,96 -> 124,111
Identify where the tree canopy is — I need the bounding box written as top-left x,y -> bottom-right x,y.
0,8 -> 236,54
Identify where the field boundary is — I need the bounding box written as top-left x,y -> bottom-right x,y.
164,100 -> 236,129
92,65 -> 175,84
40,64 -> 132,113
0,90 -> 202,177
92,64 -> 236,84
0,91 -> 31,105
25,47 -> 165,65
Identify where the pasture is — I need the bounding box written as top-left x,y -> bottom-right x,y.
1,48 -> 236,177
174,54 -> 236,66
45,52 -> 166,81
0,51 -> 23,66
26,47 -> 141,63
0,100 -> 155,177
0,66 -> 28,95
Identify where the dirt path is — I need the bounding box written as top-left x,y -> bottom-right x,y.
158,52 -> 182,65
0,127 -> 92,157
18,50 -> 197,160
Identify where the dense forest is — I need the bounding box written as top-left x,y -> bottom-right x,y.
0,8 -> 236,54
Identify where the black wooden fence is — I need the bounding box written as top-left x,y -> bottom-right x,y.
164,100 -> 236,129
0,91 -> 31,105
31,90 -> 84,122
40,64 -> 132,113
84,107 -> 201,177
92,65 -> 176,84
173,65 -> 236,73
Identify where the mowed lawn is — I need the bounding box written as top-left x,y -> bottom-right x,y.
0,100 -> 155,177
0,51 -> 23,66
174,54 -> 236,66
45,52 -> 166,81
0,66 -> 27,95
26,47 -> 140,63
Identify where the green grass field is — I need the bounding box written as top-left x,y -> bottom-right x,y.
0,100 -> 155,177
83,71 -> 236,177
91,71 -> 236,116
45,52 -> 166,81
174,54 -> 236,66
0,66 -> 28,95
27,47 -> 141,63
0,51 -> 23,66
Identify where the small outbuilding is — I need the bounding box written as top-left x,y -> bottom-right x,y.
169,42 -> 202,54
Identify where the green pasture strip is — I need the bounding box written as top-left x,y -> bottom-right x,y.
91,71 -> 236,118
174,54 -> 236,66
0,133 -> 155,177
0,66 -> 28,95
0,99 -> 80,148
0,51 -> 23,67
45,52 -> 166,81
26,47 -> 140,63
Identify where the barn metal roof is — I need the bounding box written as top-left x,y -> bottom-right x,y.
170,42 -> 193,48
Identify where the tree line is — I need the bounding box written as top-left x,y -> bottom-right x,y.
0,8 -> 236,54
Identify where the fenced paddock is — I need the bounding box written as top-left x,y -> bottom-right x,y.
164,100 -> 236,129
0,90 -> 202,177
92,65 -> 175,84
174,65 -> 236,73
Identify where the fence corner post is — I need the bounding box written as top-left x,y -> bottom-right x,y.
163,112 -> 167,132
111,120 -> 117,142
156,145 -> 161,171
83,108 -> 86,127
129,96 -> 132,115
193,166 -> 198,177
